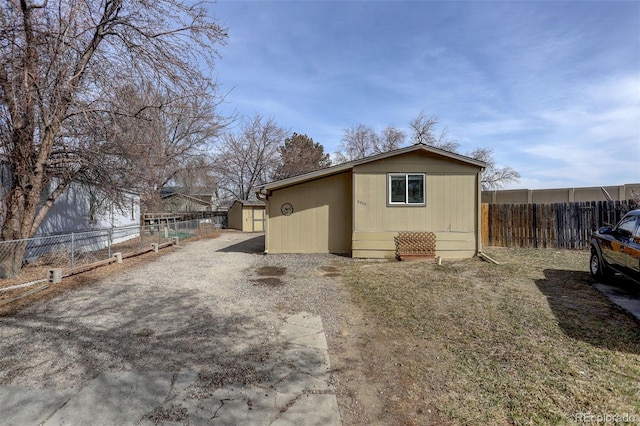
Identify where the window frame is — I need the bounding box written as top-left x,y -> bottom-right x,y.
387,173 -> 426,206
616,214 -> 639,239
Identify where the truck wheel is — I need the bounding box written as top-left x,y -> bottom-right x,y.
590,250 -> 610,282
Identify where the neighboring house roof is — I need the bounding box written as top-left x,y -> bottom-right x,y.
254,143 -> 486,193
161,187 -> 215,196
230,199 -> 266,208
161,192 -> 213,206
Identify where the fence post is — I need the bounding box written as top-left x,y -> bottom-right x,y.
48,268 -> 63,284
70,232 -> 75,269
532,204 -> 538,248
108,228 -> 113,258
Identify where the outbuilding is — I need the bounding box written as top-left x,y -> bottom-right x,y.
227,200 -> 266,232
254,144 -> 486,259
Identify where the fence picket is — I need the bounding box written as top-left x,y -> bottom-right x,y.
483,200 -> 638,249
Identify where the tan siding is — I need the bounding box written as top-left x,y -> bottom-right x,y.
352,231 -> 477,259
352,239 -> 397,250
228,203 -> 265,232
352,151 -> 480,258
240,206 -> 266,232
354,173 -> 477,233
252,208 -> 265,232
227,202 -> 242,231
241,208 -> 252,232
266,172 -> 352,254
351,249 -> 396,259
354,151 -> 480,174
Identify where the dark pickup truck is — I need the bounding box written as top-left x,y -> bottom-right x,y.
589,209 -> 640,285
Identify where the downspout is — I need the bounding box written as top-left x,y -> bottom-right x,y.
475,167 -> 500,265
601,187 -> 614,202
476,167 -> 484,257
256,190 -> 267,202
256,187 -> 269,254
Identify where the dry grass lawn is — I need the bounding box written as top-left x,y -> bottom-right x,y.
341,248 -> 640,425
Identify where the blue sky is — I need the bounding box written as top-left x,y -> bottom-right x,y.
208,1 -> 640,189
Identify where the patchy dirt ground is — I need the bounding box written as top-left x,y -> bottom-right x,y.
0,231 -> 390,425
339,248 -> 640,425
4,234 -> 631,425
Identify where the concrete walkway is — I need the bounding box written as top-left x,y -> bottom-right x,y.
2,312 -> 340,425
594,281 -> 640,321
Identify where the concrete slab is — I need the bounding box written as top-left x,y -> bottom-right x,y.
256,363 -> 296,388
273,370 -> 334,394
285,312 -> 324,330
272,394 -> 341,426
205,392 -> 275,425
172,370 -> 199,395
0,386 -> 74,426
594,282 -> 640,321
281,324 -> 329,350
278,347 -> 331,376
2,312 -> 341,426
44,371 -> 175,425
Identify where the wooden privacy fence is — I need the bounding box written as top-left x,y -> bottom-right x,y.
482,200 -> 639,249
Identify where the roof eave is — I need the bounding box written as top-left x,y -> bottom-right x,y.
253,144 -> 487,194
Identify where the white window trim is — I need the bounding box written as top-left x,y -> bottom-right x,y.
388,173 -> 426,206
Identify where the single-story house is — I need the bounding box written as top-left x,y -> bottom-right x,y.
254,144 -> 486,259
160,190 -> 215,212
227,200 -> 266,232
35,184 -> 140,236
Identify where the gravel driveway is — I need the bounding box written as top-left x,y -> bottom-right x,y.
0,231 -> 354,424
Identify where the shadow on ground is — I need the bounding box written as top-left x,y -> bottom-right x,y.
217,235 -> 265,254
0,285 -> 276,390
535,269 -> 640,354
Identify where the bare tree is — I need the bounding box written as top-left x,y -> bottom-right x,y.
409,112 -> 438,146
172,156 -> 219,195
374,126 -> 406,154
108,84 -> 225,212
214,115 -> 287,202
272,133 -> 331,180
0,0 -> 227,277
409,111 -> 459,152
467,148 -> 521,190
409,112 -> 519,189
335,124 -> 379,163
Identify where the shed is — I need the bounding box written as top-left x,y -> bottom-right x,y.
227,200 -> 266,232
254,144 -> 486,259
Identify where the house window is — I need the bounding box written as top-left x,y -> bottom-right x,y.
388,173 -> 425,205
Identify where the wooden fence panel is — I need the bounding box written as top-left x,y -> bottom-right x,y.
482,200 -> 638,249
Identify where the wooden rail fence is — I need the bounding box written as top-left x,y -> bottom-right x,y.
482,200 -> 638,249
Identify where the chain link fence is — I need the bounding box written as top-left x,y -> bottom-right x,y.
0,218 -> 220,272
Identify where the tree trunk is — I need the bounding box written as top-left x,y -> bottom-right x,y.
0,239 -> 28,279
0,186 -> 60,277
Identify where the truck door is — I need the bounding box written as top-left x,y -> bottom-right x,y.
626,215 -> 640,275
605,214 -> 636,271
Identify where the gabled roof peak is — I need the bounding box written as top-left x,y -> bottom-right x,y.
254,144 -> 486,193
